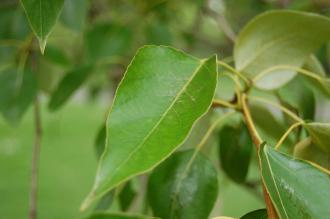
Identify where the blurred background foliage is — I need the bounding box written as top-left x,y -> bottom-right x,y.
0,0 -> 330,219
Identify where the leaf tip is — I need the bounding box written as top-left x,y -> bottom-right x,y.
80,192 -> 95,212
39,39 -> 47,55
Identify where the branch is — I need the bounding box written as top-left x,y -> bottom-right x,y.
241,94 -> 279,219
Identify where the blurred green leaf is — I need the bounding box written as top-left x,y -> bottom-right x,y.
0,67 -> 37,124
87,212 -> 154,219
240,208 -> 267,219
218,122 -> 253,183
304,122 -> 330,152
234,10 -> 330,89
294,137 -> 330,169
93,190 -> 115,212
85,22 -> 132,62
48,64 -> 93,111
60,0 -> 89,32
277,76 -> 315,120
43,45 -> 70,66
21,0 -> 64,53
81,46 -> 217,209
260,144 -> 330,219
95,124 -> 106,159
119,181 -> 136,211
148,150 -> 218,219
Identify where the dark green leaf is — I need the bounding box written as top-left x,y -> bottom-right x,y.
48,64 -> 93,111
218,122 -> 253,183
240,209 -> 267,219
148,150 -> 218,219
304,122 -> 330,152
43,45 -> 71,66
119,181 -> 136,211
260,144 -> 330,219
21,0 -> 64,53
234,10 -> 330,89
93,191 -> 115,212
85,22 -> 132,61
0,67 -> 37,124
95,124 -> 106,159
82,46 -> 217,209
87,212 -> 154,219
60,0 -> 89,32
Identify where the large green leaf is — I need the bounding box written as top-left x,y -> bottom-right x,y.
87,212 -> 154,219
48,64 -> 93,111
0,67 -> 37,124
148,150 -> 218,219
81,46 -> 217,209
260,144 -> 330,219
234,10 -> 330,89
304,122 -> 330,152
218,122 -> 253,183
21,0 -> 64,53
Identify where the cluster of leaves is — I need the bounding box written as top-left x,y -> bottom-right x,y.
1,0 -> 330,219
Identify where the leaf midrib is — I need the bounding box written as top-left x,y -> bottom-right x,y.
102,58 -> 208,187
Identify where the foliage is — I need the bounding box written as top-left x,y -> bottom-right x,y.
1,0 -> 330,219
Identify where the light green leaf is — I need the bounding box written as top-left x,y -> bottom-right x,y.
48,64 -> 93,111
21,0 -> 64,53
304,122 -> 330,152
82,46 -> 217,209
260,144 -> 330,219
240,209 -> 267,219
148,150 -> 218,219
218,122 -> 253,183
0,67 -> 37,124
234,10 -> 330,89
87,212 -> 155,219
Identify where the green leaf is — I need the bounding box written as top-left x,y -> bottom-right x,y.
85,22 -> 132,62
234,10 -> 330,89
240,209 -> 267,219
294,137 -> 330,169
260,144 -> 330,219
0,67 -> 37,124
48,64 -> 93,111
81,46 -> 217,209
93,190 -> 115,212
95,124 -> 106,159
277,76 -> 315,120
21,0 -> 64,53
218,122 -> 253,183
43,45 -> 71,66
60,0 -> 89,32
87,212 -> 154,219
304,122 -> 330,152
148,150 -> 218,219
119,181 -> 136,211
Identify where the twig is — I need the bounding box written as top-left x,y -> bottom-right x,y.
29,96 -> 42,219
241,94 -> 279,219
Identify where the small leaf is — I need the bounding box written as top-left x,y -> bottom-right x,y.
81,46 -> 217,209
234,10 -> 330,89
148,150 -> 218,219
303,122 -> 330,152
85,22 -> 132,61
240,209 -> 267,219
119,181 -> 136,211
48,64 -> 93,111
0,67 -> 37,124
218,122 -> 253,183
260,144 -> 330,219
21,0 -> 64,53
87,212 -> 154,219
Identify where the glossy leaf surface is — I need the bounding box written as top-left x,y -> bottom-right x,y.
234,10 -> 330,89
82,46 -> 217,208
49,65 -> 93,111
218,122 -> 253,183
21,0 -> 64,53
148,150 -> 218,219
260,144 -> 330,219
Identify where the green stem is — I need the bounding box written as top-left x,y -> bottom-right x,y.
275,121 -> 304,150
217,60 -> 250,86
